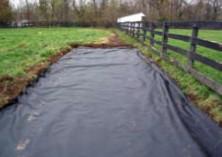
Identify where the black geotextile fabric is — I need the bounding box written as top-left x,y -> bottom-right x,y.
0,47 -> 222,157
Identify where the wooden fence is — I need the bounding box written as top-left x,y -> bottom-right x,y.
0,21 -> 76,28
118,21 -> 222,95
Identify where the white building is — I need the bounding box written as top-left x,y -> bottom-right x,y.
117,13 -> 145,23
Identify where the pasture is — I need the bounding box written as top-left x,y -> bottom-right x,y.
0,28 -> 112,77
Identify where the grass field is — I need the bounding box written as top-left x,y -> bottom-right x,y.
115,29 -> 222,124
0,27 -> 112,77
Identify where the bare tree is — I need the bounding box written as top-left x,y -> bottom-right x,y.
0,0 -> 12,24
210,0 -> 222,20
39,0 -> 50,21
8,0 -> 222,26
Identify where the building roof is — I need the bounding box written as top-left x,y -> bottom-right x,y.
117,13 -> 145,23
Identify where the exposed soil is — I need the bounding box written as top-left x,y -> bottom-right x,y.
0,33 -> 131,109
71,33 -> 133,48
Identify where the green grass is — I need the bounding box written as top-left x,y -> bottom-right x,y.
0,27 -> 112,77
115,29 -> 222,124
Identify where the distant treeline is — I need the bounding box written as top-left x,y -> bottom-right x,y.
0,0 -> 222,27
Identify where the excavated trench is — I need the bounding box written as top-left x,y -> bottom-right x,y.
0,47 -> 222,157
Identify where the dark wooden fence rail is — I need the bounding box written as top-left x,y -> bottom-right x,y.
0,21 -> 82,28
118,21 -> 222,95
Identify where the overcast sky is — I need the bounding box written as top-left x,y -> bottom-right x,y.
10,0 -> 38,8
10,0 -> 20,8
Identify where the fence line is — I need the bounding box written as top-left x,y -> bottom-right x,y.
118,21 -> 222,95
0,21 -> 86,28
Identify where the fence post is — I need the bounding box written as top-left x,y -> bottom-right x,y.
142,22 -> 147,42
132,22 -> 135,37
150,23 -> 155,47
129,22 -> 132,35
188,24 -> 199,69
128,22 -> 131,35
126,22 -> 129,34
135,22 -> 138,38
125,22 -> 128,34
131,22 -> 133,36
117,22 -> 120,30
123,23 -> 126,33
161,22 -> 169,58
137,22 -> 140,39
